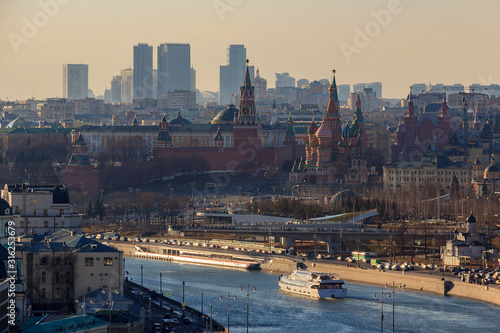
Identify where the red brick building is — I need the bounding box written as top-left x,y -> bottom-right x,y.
62,133 -> 99,196
154,63 -> 299,175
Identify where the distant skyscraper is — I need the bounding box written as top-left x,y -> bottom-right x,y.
254,68 -> 267,101
352,83 -> 365,94
133,43 -> 153,99
157,43 -> 191,99
111,75 -> 122,103
444,84 -> 464,94
412,83 -> 427,94
366,82 -> 382,98
296,79 -> 309,88
63,64 -> 88,100
121,68 -> 133,103
219,44 -> 254,105
190,67 -> 196,92
275,73 -> 295,88
338,84 -> 351,103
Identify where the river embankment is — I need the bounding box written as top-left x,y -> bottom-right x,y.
263,257 -> 500,307
109,241 -> 500,307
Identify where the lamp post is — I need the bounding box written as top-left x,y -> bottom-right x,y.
356,239 -> 361,268
75,295 -> 87,333
102,287 -> 118,329
160,272 -> 163,308
200,292 -> 203,326
268,229 -> 272,254
339,230 -> 343,260
373,290 -> 386,333
182,281 -> 185,317
220,293 -> 237,333
237,186 -> 242,203
313,234 -> 317,264
430,238 -> 435,275
209,302 -> 213,333
100,189 -> 104,201
239,284 -> 256,333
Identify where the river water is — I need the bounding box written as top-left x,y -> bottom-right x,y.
125,257 -> 499,333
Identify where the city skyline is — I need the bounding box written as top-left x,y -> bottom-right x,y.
1,0 -> 500,101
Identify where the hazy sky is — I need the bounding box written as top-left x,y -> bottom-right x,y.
1,0 -> 499,100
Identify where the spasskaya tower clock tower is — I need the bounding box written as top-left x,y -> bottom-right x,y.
233,60 -> 260,149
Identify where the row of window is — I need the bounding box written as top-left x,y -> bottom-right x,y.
19,220 -> 65,227
387,169 -> 472,176
85,257 -> 113,266
388,177 -> 470,183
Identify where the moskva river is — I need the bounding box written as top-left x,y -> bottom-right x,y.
125,257 -> 499,332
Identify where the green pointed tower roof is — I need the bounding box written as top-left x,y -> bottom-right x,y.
286,113 -> 295,137
330,70 -> 339,102
214,126 -> 223,140
132,115 -> 139,126
243,61 -> 252,89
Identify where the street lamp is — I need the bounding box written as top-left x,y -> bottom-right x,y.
237,186 -> 242,203
209,302 -> 213,333
356,239 -> 361,268
160,272 -> 163,308
220,293 -> 237,333
339,230 -> 343,260
373,290 -> 391,333
102,287 -> 118,328
239,284 -> 256,333
313,234 -> 317,264
75,295 -> 88,333
182,281 -> 185,317
100,189 -> 104,201
430,238 -> 435,275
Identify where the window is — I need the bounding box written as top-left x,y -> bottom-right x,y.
43,209 -> 47,216
85,257 -> 94,266
61,221 -> 65,227
41,272 -> 46,283
103,257 -> 113,266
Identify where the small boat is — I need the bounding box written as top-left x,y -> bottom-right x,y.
278,270 -> 347,298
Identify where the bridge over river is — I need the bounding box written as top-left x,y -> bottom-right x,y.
181,210 -> 453,253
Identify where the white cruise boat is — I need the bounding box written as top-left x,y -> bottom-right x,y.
278,270 -> 347,298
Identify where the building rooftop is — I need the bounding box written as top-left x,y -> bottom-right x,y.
22,314 -> 108,332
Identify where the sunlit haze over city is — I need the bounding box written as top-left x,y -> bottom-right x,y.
1,0 -> 499,100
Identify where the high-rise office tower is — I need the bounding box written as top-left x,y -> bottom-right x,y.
157,43 -> 191,99
219,44 -> 254,105
133,43 -> 153,100
366,82 -> 382,98
121,68 -> 133,104
111,75 -> 122,103
275,73 -> 296,88
63,64 -> 88,100
412,83 -> 427,94
338,84 -> 351,103
190,67 -> 196,92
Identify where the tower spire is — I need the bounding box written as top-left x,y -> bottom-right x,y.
441,86 -> 448,117
326,69 -> 339,116
407,85 -> 415,117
